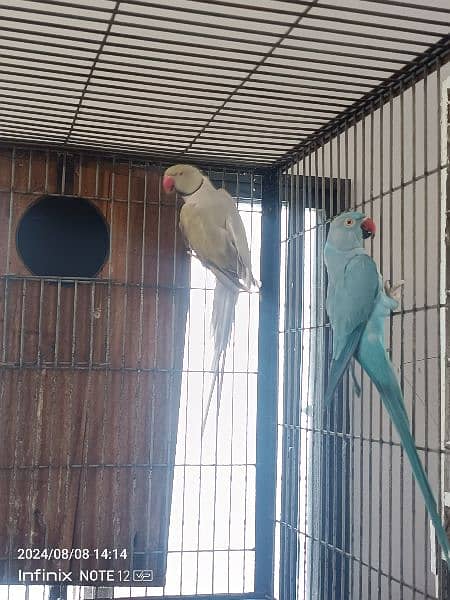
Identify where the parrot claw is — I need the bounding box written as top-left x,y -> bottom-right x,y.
384,279 -> 404,302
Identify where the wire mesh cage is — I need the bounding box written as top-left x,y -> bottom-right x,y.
0,149 -> 191,586
276,58 -> 450,599
0,1 -> 449,600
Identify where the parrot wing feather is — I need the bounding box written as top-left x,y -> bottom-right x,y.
203,259 -> 247,292
217,188 -> 254,290
324,253 -> 379,408
178,218 -> 190,250
328,253 -> 379,341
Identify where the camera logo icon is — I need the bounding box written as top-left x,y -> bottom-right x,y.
133,570 -> 153,582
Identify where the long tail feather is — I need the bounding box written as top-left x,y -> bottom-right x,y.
201,279 -> 238,436
324,323 -> 366,410
201,348 -> 226,438
358,338 -> 450,564
350,360 -> 362,397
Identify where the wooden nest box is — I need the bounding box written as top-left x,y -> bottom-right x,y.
0,146 -> 190,586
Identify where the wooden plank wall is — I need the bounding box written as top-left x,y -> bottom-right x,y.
0,147 -> 190,586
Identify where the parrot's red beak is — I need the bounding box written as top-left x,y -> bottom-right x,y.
361,217 -> 376,239
162,175 -> 175,193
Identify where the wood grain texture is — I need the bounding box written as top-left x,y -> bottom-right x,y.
0,147 -> 190,585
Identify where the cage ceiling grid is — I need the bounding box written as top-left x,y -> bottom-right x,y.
0,0 -> 448,166
1,1 -> 450,600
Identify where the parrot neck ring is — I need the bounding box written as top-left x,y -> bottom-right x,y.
181,178 -> 204,198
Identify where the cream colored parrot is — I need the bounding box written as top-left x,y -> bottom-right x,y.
163,164 -> 257,436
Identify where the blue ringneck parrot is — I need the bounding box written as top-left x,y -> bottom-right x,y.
163,164 -> 257,437
324,210 -> 450,564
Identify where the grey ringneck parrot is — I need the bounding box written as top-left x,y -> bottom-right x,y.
162,164 -> 257,436
324,211 -> 450,564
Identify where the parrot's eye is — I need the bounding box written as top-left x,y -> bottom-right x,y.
344,218 -> 354,227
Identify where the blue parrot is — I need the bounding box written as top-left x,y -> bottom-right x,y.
324,211 -> 450,564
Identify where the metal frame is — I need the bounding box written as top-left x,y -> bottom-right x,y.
255,169 -> 280,598
1,2 -> 450,599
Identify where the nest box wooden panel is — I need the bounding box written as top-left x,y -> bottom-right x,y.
0,147 -> 190,586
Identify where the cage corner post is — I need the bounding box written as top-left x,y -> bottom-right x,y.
255,167 -> 281,600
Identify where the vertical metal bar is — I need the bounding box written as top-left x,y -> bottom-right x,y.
331,127 -> 340,600
318,135 -> 326,598
319,139 -> 327,600
19,279 -> 26,368
307,142 -> 320,600
54,280 -> 62,367
422,66 -> 430,600
340,123 -> 349,600
295,154 -> 302,600
71,280 -> 78,367
411,76 -> 418,600
147,163 -> 161,592
298,150 -> 308,600
289,153 -> 300,599
367,100 -> 377,600
377,96 -> 385,600
226,170 -> 237,593
95,156 -> 100,199
178,168 -> 191,594
242,168 -> 252,593
128,161 -> 147,577
98,155 -> 113,577
337,125 -> 341,211
387,86 -> 396,600
164,158 -> 182,595
191,210 -> 201,596
278,165 -> 288,600
344,121 -> 350,211
301,150 -> 311,600
286,159 -> 295,600
255,166 -> 280,597
77,151 -> 82,196
280,160 -> 295,600
2,147 -> 15,364
28,148 -> 32,193
436,55 -> 446,598
29,300 -> 43,560
5,147 -> 17,582
326,129 -> 335,599
399,75 -> 407,600
45,148 -> 49,193
211,168 -> 220,596
77,154 -> 103,568
37,279 -> 44,367
360,105 -> 372,600
115,160 -> 132,567
103,154 -> 113,573
61,152 -> 66,195
344,111 -> 355,600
